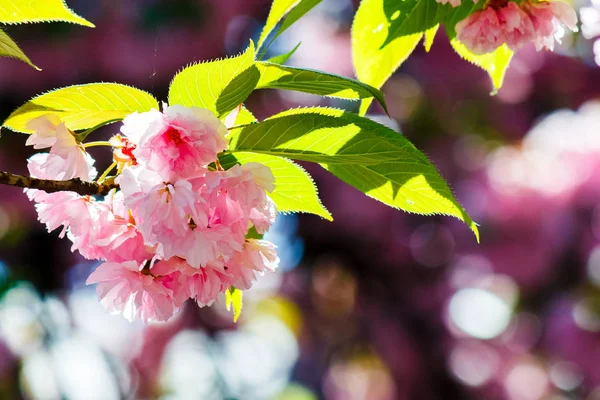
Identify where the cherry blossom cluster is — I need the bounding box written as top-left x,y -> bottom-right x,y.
440,0 -> 577,55
24,105 -> 279,322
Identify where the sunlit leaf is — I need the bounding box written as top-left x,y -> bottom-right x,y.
229,107 -> 478,238
226,287 -> 243,322
380,0 -> 482,47
220,152 -> 332,220
168,41 -> 259,118
324,162 -> 479,241
450,39 -> 513,94
224,107 -> 331,220
3,83 -> 159,133
230,105 -> 258,128
266,42 -> 302,64
257,0 -> 299,51
0,27 -> 38,70
0,0 -> 94,27
257,0 -> 321,54
275,0 -> 321,40
352,0 -> 423,115
256,61 -> 387,111
228,107 -> 429,165
424,24 -> 439,52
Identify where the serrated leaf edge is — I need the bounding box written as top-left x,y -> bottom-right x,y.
2,82 -> 159,133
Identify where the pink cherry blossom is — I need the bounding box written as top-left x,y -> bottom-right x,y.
73,191 -> 151,263
27,104 -> 280,323
25,114 -> 63,149
456,7 -> 505,54
497,2 -> 536,50
172,224 -> 246,269
117,165 -> 208,253
227,239 -> 280,290
121,105 -> 228,177
86,259 -> 188,323
217,163 -> 276,233
33,191 -> 93,238
26,115 -> 96,181
167,258 -> 231,306
522,0 -> 578,51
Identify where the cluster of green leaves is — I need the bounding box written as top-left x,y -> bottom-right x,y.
0,0 -> 93,70
2,26 -> 478,243
0,0 -> 485,320
352,0 -> 513,108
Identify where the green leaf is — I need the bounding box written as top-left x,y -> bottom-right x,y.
0,0 -> 94,27
424,24 -> 439,52
266,42 -> 302,64
229,107 -> 478,237
0,27 -> 39,70
450,39 -> 513,94
245,225 -> 264,240
352,0 -> 423,116
231,105 -> 258,128
3,83 -> 159,133
324,162 -> 479,240
257,0 -> 299,51
220,152 -> 332,220
257,0 -> 321,54
168,41 -> 259,118
276,0 -> 321,40
228,107 -> 430,165
224,108 -> 331,220
226,287 -> 243,322
256,61 -> 387,111
380,0 -> 445,45
380,0 -> 482,47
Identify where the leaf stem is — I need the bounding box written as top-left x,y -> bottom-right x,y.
75,119 -> 123,142
97,162 -> 117,182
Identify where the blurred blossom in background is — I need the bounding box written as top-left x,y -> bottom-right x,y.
2,0 -> 600,399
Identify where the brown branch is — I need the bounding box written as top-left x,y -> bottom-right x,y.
0,171 -> 118,196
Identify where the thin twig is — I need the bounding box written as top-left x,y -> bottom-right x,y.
0,170 -> 118,196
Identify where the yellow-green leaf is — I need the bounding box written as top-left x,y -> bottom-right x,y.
324,162 -> 479,241
168,41 -> 259,118
266,42 -> 302,64
228,107 -> 430,165
257,0 -> 321,54
275,0 -> 321,41
226,287 -> 243,322
3,83 -> 159,133
0,0 -> 94,27
220,152 -> 332,221
257,0 -> 299,51
223,108 -> 330,220
352,0 -> 423,115
0,27 -> 38,70
450,39 -> 513,94
424,24 -> 439,52
256,62 -> 388,111
229,106 -> 478,239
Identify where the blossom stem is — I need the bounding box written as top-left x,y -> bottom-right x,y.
0,170 -> 117,196
98,162 -> 117,182
84,141 -> 113,148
